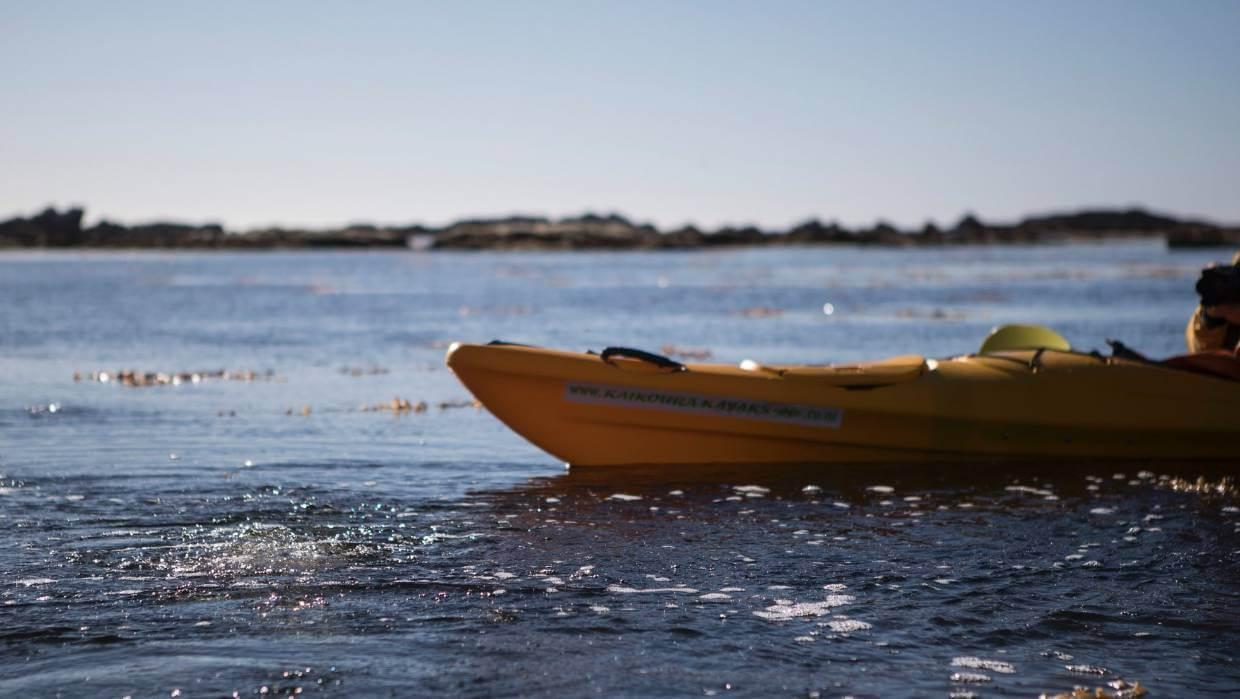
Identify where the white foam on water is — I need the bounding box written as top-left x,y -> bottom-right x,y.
1090,507 -> 1115,515
493,571 -> 516,579
951,657 -> 1015,674
867,485 -> 894,494
699,593 -> 732,601
607,584 -> 698,594
590,605 -> 610,613
832,502 -> 850,509
734,485 -> 770,496
668,490 -> 684,496
793,636 -> 815,642
1066,664 -> 1109,675
753,595 -> 855,620
1005,485 -> 1054,497
824,618 -> 871,633
822,584 -> 847,592
719,587 -> 745,592
608,493 -> 642,502
802,485 -> 822,493
949,672 -> 991,683
16,578 -> 55,586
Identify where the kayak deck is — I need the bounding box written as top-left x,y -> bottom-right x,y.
446,342 -> 1240,467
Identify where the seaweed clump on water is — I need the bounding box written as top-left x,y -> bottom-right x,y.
76,369 -> 277,387
1038,679 -> 1147,698
360,397 -> 428,413
1157,474 -> 1235,497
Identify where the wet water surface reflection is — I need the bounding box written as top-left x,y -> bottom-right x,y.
2,245 -> 1238,696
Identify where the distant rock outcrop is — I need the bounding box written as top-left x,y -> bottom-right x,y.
1,205 -> 1236,250
434,214 -> 660,250
0,207 -> 85,246
1165,226 -> 1240,248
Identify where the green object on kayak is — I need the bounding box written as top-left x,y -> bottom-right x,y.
979,324 -> 1072,354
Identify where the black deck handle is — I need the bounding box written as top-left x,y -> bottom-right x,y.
600,346 -> 686,372
1106,339 -> 1152,363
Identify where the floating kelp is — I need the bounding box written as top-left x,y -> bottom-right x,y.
1039,679 -> 1146,698
76,369 -> 277,387
894,307 -> 970,321
282,398 -> 478,415
359,397 -> 428,413
1155,474 -> 1235,496
338,365 -> 390,377
736,306 -> 783,318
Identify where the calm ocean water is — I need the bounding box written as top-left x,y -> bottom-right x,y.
1,241 -> 1237,697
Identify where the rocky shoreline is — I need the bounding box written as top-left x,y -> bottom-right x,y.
2,206 -> 1236,251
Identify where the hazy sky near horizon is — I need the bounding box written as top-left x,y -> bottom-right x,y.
3,1 -> 1238,230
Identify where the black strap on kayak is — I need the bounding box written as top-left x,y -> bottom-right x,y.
600,347 -> 687,372
1029,347 -> 1047,373
1106,339 -> 1154,363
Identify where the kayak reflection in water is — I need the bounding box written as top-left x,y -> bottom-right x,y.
1186,250 -> 1240,352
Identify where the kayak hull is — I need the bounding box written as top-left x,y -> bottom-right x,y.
445,342 -> 1240,467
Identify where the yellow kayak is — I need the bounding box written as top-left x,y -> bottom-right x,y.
445,337 -> 1240,467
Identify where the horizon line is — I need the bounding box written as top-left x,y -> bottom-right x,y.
3,202 -> 1232,234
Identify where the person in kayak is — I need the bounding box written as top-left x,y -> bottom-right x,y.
1187,251 -> 1240,352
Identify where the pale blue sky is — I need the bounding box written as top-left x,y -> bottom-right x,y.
2,1 -> 1238,229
